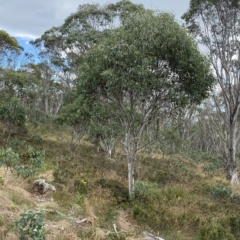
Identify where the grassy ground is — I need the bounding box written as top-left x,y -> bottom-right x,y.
1,122 -> 240,239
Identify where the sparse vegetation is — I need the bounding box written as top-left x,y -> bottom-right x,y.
0,146 -> 45,178
0,121 -> 240,239
14,210 -> 46,240
1,1 -> 240,239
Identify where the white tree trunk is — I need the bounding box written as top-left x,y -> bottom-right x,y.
124,131 -> 138,199
128,158 -> 135,199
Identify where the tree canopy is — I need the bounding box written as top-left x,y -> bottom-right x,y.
76,10 -> 215,198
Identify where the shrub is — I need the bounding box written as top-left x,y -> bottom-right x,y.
14,210 -> 46,240
7,138 -> 26,149
74,179 -> 88,194
30,134 -> 43,144
53,163 -> 75,184
230,193 -> 240,203
203,163 -> 217,176
97,179 -> 129,204
0,176 -> 4,185
198,223 -> 234,240
75,191 -> 85,206
209,185 -> 232,201
229,217 -> 240,238
134,181 -> 158,197
0,98 -> 26,137
0,147 -> 19,169
0,147 -> 45,178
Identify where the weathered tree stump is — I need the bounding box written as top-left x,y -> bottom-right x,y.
32,179 -> 56,194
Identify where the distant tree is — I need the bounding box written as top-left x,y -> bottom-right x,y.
77,11 -> 214,199
31,3 -> 116,90
182,0 -> 240,183
58,91 -> 90,154
0,30 -> 22,68
88,103 -> 123,158
0,98 -> 26,142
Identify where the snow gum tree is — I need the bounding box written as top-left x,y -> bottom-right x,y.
76,9 -> 214,198
183,0 -> 240,184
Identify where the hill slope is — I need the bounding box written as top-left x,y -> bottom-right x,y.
1,123 -> 240,239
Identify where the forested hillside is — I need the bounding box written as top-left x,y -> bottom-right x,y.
1,0 -> 240,239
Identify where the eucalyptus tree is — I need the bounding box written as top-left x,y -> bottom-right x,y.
34,1 -> 146,153
0,30 -> 23,99
0,98 -> 26,143
0,30 -> 22,68
31,3 -> 116,90
183,0 -> 240,183
77,11 -> 214,199
57,91 -> 90,154
87,103 -> 123,159
32,1 -> 145,91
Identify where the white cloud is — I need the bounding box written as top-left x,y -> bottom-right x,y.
0,0 -> 190,39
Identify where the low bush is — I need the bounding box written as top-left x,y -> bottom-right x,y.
30,134 -> 43,143
134,181 -> 158,197
97,179 -> 129,204
0,146 -> 45,178
14,210 -> 46,240
209,185 -> 232,201
198,223 -> 235,240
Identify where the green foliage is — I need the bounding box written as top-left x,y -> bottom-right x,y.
190,150 -> 222,176
229,217 -> 240,238
198,223 -> 235,240
230,193 -> 240,204
203,163 -> 217,176
97,179 -> 129,204
30,134 -> 43,144
0,30 -> 22,53
111,0 -> 145,24
134,181 -> 158,197
75,191 -> 85,206
77,8 -> 214,200
191,150 -> 222,165
14,210 -> 46,240
0,147 -> 45,178
0,214 -> 5,227
7,138 -> 26,148
77,228 -> 96,239
209,185 -> 232,201
79,11 -> 214,107
74,179 -> 88,194
0,147 -> 19,169
160,127 -> 182,154
140,155 -> 194,185
15,146 -> 45,178
53,168 -> 72,184
0,98 -> 26,127
0,176 -> 4,185
192,180 -> 212,195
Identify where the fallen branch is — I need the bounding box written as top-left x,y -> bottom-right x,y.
113,224 -> 120,239
106,224 -> 127,238
76,218 -> 87,224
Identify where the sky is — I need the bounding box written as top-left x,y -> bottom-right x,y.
0,0 -> 190,40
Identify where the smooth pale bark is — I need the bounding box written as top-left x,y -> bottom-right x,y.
183,0 -> 240,184
227,115 -> 239,183
124,131 -> 138,199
